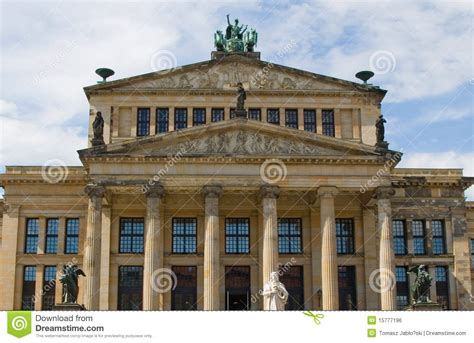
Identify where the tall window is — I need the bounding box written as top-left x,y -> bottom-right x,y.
137,108 -> 150,136
267,108 -> 280,125
338,266 -> 356,310
336,219 -> 354,254
248,108 -> 261,121
25,218 -> 39,254
156,108 -> 169,133
395,266 -> 409,309
412,220 -> 426,255
65,218 -> 80,254
322,109 -> 335,136
432,220 -> 446,255
230,108 -> 236,118
118,266 -> 143,310
171,266 -> 197,310
435,266 -> 449,310
278,218 -> 302,254
225,266 -> 250,310
45,218 -> 59,254
392,220 -> 407,255
225,218 -> 250,254
285,109 -> 298,129
280,266 -> 304,310
172,218 -> 197,254
211,108 -> 224,122
193,108 -> 206,126
303,109 -> 316,132
42,266 -> 56,310
119,218 -> 144,254
175,108 -> 188,130
22,266 -> 36,310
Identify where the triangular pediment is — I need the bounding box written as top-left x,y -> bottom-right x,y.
84,55 -> 386,95
79,119 -> 383,160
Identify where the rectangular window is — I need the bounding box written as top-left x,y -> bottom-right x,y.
225,266 -> 250,310
118,266 -> 143,310
278,218 -> 302,254
211,108 -> 224,122
392,220 -> 407,255
22,266 -> 36,310
172,218 -> 197,254
280,266 -> 304,310
230,108 -> 236,119
45,218 -> 59,254
248,108 -> 261,121
25,218 -> 39,254
285,109 -> 298,129
322,109 -> 335,136
412,220 -> 426,255
336,219 -> 354,254
267,108 -> 280,125
137,108 -> 150,136
65,218 -> 79,254
338,266 -> 357,310
395,266 -> 409,309
303,109 -> 316,132
119,218 -> 144,254
171,266 -> 197,310
42,266 -> 56,310
432,220 -> 446,255
225,218 -> 250,254
156,108 -> 169,133
435,266 -> 449,310
174,108 -> 188,130
193,108 -> 206,126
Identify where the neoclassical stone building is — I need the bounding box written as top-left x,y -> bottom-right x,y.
1,46 -> 473,311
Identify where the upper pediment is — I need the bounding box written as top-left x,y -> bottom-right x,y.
84,54 -> 386,96
78,119 -> 386,161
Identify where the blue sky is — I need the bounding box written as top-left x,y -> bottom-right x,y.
0,0 -> 473,197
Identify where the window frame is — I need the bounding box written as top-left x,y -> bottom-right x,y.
25,218 -> 39,254
42,265 -> 57,310
248,108 -> 261,121
225,218 -> 250,254
431,220 -> 446,255
136,107 -> 151,136
303,109 -> 316,132
119,218 -> 145,254
174,108 -> 188,130
395,266 -> 409,309
285,109 -> 298,129
278,218 -> 303,254
117,265 -> 143,310
192,108 -> 206,126
279,265 -> 304,310
171,266 -> 197,310
338,265 -> 357,310
336,218 -> 355,255
322,109 -> 335,137
211,108 -> 224,122
172,218 -> 197,254
45,218 -> 59,254
392,220 -> 407,256
267,108 -> 280,125
412,220 -> 426,255
65,218 -> 80,254
156,108 -> 169,133
22,265 -> 36,310
435,266 -> 449,310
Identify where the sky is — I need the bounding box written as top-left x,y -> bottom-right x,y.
0,0 -> 473,198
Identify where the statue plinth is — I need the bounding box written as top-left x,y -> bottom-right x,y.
211,51 -> 261,60
405,302 -> 443,311
233,109 -> 248,118
91,138 -> 105,147
52,303 -> 86,311
375,141 -> 389,151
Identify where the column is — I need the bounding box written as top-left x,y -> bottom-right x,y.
318,186 -> 338,310
376,187 -> 396,310
143,184 -> 165,310
99,206 -> 112,310
202,185 -> 222,310
260,185 -> 280,303
83,184 -> 106,310
0,204 -> 19,310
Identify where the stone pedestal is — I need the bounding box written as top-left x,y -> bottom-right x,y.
211,51 -> 261,60
406,302 -> 443,311
52,303 -> 86,311
233,109 -> 247,118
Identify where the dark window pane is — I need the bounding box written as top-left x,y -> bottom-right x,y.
303,109 -> 316,132
65,218 -> 80,254
280,266 -> 304,310
248,108 -> 261,121
137,108 -> 150,136
336,219 -> 354,254
156,108 -> 169,133
392,220 -> 407,255
172,218 -> 197,254
225,266 -> 250,310
119,218 -> 144,253
193,108 -> 206,126
175,108 -> 188,130
171,266 -> 197,310
42,266 -> 57,310
285,109 -> 298,129
432,220 -> 446,255
267,108 -> 280,125
278,218 -> 302,254
338,266 -> 357,310
396,266 -> 409,309
118,266 -> 143,310
25,218 -> 39,254
322,109 -> 335,136
225,218 -> 250,254
412,220 -> 426,255
211,108 -> 224,122
45,218 -> 59,254
435,266 -> 449,309
22,266 -> 36,310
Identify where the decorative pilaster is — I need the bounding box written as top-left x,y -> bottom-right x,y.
202,185 -> 222,310
260,185 -> 280,304
143,184 -> 165,310
83,184 -> 106,310
376,187 -> 396,310
318,186 -> 339,310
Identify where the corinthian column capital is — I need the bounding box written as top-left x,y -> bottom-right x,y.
146,184 -> 165,198
375,187 -> 395,199
259,185 -> 280,199
84,184 -> 106,198
317,186 -> 338,198
202,185 -> 222,198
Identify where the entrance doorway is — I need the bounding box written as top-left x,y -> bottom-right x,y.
225,266 -> 250,310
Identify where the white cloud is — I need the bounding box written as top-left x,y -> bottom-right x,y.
399,151 -> 474,200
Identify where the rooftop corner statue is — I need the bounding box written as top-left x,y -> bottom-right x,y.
214,14 -> 258,53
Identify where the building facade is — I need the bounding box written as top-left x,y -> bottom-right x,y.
1,48 -> 473,311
